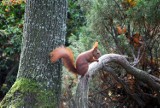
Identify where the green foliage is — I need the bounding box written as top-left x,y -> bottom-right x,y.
85,0 -> 124,34
127,0 -> 160,26
79,0 -> 160,55
78,0 -> 130,54
0,0 -> 25,100
66,0 -> 86,44
0,1 -> 24,55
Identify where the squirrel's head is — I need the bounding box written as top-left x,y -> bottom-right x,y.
92,41 -> 101,59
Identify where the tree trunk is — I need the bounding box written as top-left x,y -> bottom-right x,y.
0,0 -> 67,107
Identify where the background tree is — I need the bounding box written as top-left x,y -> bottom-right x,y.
0,0 -> 67,107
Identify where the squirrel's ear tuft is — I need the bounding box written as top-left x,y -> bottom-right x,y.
93,41 -> 98,49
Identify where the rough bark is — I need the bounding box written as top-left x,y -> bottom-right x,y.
75,54 -> 160,108
75,76 -> 90,108
0,0 -> 67,107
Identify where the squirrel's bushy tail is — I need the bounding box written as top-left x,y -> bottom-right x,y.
50,46 -> 77,74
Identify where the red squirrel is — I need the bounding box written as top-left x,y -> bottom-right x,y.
50,42 -> 101,76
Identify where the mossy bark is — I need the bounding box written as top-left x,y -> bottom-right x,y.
0,0 -> 67,107
0,78 -> 56,108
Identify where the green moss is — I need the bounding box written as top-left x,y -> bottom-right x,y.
0,78 -> 56,108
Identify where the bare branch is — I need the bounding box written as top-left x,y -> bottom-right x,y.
75,54 -> 160,108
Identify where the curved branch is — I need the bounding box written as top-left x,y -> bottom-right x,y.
75,54 -> 160,108
88,54 -> 160,91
